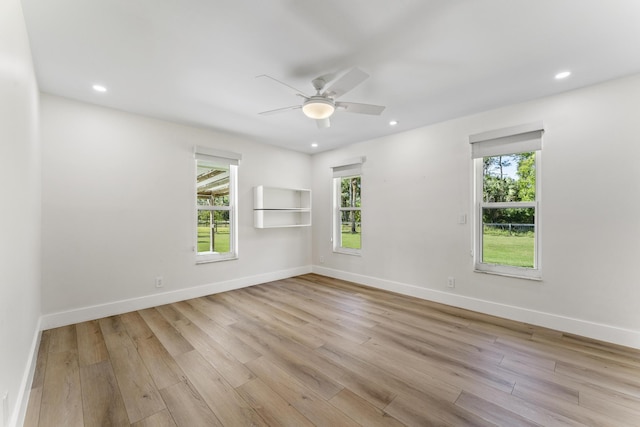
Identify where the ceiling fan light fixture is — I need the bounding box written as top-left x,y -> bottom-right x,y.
302,97 -> 335,119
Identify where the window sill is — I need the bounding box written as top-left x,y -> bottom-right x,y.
196,254 -> 238,264
473,267 -> 542,281
333,249 -> 361,257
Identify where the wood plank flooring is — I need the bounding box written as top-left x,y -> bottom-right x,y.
24,274 -> 640,426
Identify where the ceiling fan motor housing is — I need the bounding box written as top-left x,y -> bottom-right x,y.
312,77 -> 327,91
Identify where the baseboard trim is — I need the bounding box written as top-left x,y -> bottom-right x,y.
9,317 -> 42,427
312,265 -> 640,350
41,266 -> 312,330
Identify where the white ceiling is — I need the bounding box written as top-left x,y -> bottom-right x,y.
20,0 -> 640,153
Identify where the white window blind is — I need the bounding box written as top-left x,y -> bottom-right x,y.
332,156 -> 365,178
194,145 -> 242,166
469,122 -> 544,159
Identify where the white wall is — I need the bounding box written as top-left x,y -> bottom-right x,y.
0,0 -> 42,425
312,74 -> 640,349
41,94 -> 312,322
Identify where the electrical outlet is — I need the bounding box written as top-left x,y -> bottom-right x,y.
155,276 -> 164,288
319,256 -> 325,264
447,277 -> 455,288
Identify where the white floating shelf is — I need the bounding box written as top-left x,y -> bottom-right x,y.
254,186 -> 311,228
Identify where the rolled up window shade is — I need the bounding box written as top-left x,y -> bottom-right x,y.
469,122 -> 543,158
332,156 -> 365,178
194,146 -> 242,166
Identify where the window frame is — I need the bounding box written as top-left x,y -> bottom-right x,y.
194,147 -> 240,264
470,123 -> 543,280
333,174 -> 362,255
474,153 -> 540,279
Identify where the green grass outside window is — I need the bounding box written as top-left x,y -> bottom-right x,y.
482,228 -> 534,268
198,226 -> 230,253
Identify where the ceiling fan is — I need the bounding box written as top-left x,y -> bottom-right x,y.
257,68 -> 385,128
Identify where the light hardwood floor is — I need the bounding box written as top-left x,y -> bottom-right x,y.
24,274 -> 640,426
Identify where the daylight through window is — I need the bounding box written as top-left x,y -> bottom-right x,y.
481,153 -> 536,267
195,147 -> 240,263
332,159 -> 364,255
337,175 -> 361,251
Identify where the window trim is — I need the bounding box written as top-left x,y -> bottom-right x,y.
194,147 -> 240,264
331,158 -> 364,256
470,124 -> 543,280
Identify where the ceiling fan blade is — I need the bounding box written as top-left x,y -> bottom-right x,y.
256,74 -> 308,97
336,101 -> 385,115
316,118 -> 331,129
258,105 -> 301,115
322,67 -> 369,99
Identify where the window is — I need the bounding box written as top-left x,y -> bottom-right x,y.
470,123 -> 543,279
194,146 -> 241,263
332,158 -> 364,255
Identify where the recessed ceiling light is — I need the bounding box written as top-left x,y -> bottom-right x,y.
389,120 -> 399,126
311,143 -> 318,148
92,84 -> 107,92
555,71 -> 571,80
